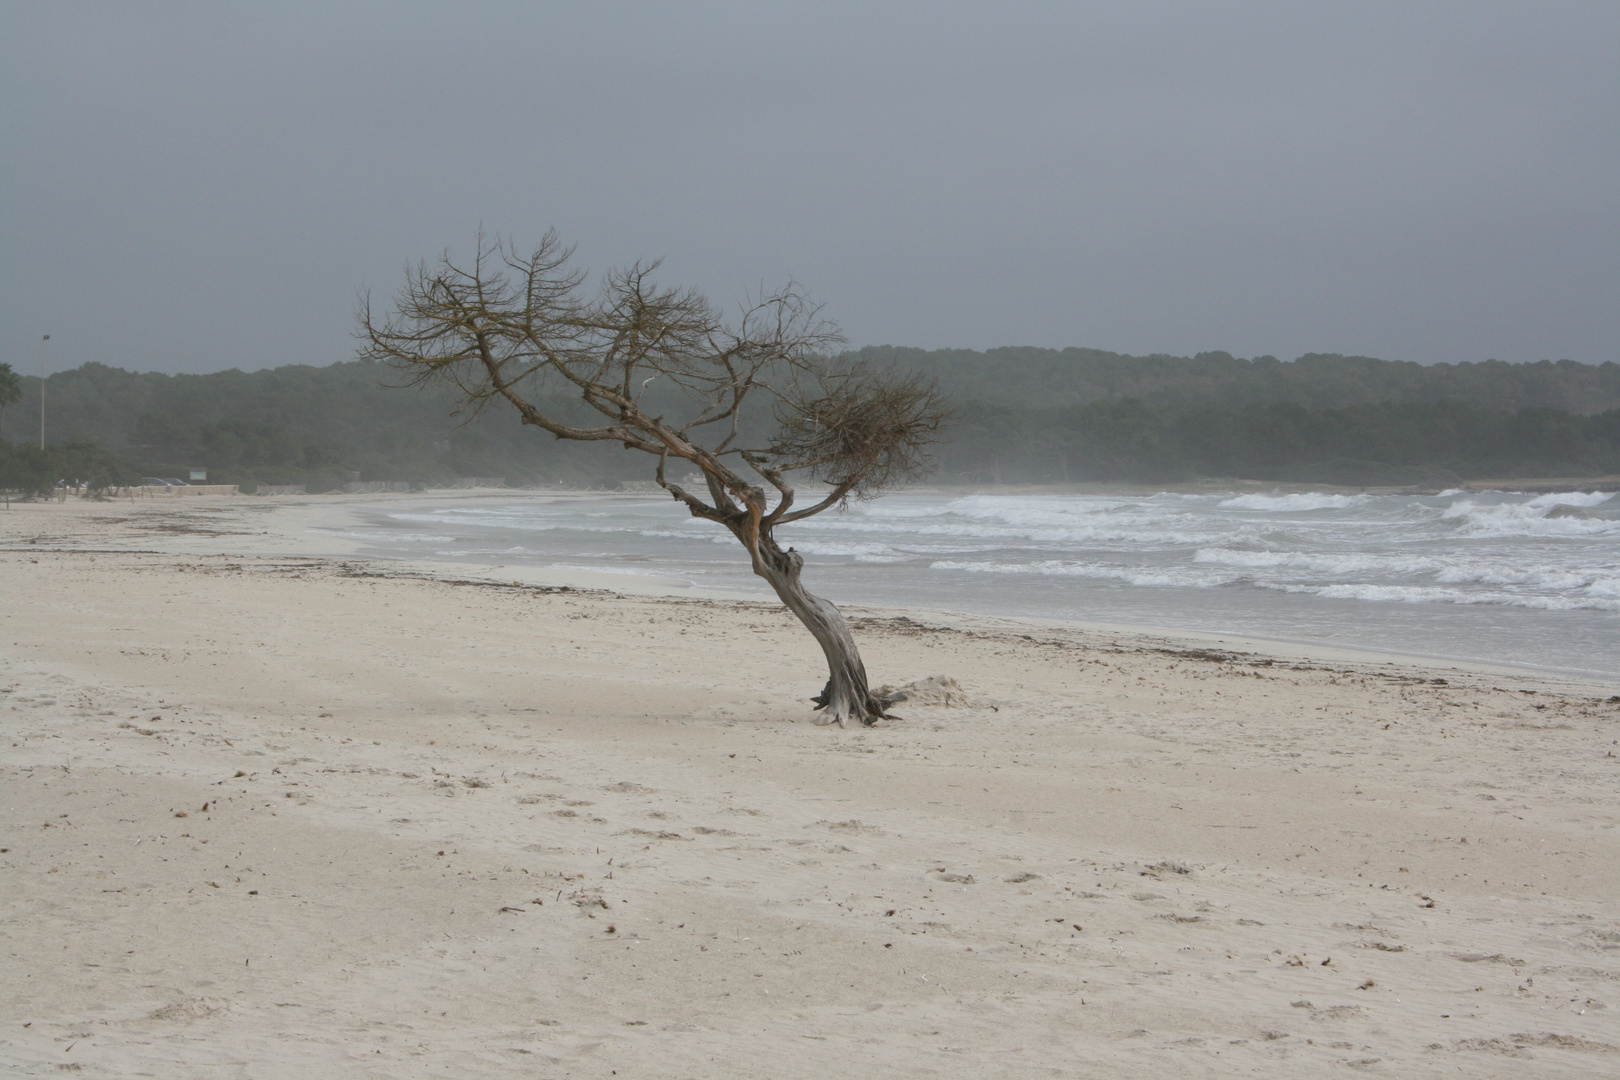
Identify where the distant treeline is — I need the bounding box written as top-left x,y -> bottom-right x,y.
1,349 -> 1617,492
0,439 -> 136,498
857,346 -> 1620,414
941,399 -> 1620,485
0,361 -> 620,492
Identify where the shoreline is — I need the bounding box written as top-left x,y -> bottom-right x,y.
3,489 -> 1613,690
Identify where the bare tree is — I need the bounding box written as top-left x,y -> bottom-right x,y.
359,232 -> 948,727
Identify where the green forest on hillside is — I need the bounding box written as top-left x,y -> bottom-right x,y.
2,348 -> 1617,494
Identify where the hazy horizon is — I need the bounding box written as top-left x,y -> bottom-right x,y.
16,344 -> 1617,383
4,3 -> 1616,377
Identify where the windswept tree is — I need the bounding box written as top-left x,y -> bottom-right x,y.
359,232 -> 948,727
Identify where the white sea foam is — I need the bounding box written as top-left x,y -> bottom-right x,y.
1439,499 -> 1620,538
1217,492 -> 1368,511
818,501 -> 1242,548
1525,491 -> 1615,508
779,539 -> 911,563
1432,564 -> 1601,589
1193,547 -> 1443,576
1264,581 -> 1620,611
929,559 -> 1232,588
1587,576 -> 1620,599
1311,583 -> 1474,604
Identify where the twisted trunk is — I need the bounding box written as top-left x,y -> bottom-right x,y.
746,530 -> 894,727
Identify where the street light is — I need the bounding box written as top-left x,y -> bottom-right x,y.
40,334 -> 49,449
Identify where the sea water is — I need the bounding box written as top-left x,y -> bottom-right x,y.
332,488 -> 1619,680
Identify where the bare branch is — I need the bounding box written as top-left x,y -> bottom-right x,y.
766,366 -> 950,498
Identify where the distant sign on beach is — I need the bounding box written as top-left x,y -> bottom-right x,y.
189,468 -> 207,481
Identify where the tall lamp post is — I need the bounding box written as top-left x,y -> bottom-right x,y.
40,334 -> 50,449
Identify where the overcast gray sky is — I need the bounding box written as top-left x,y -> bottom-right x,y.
3,1 -> 1616,376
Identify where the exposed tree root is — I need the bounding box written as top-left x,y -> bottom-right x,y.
811,680 -> 904,727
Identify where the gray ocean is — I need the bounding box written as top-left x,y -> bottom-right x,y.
324,488 -> 1619,681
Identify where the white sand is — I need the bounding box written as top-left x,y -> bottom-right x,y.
2,493 -> 1617,1077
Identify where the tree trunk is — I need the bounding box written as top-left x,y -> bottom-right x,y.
746,530 -> 894,727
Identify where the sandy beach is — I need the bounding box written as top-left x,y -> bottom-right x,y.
2,491 -> 1617,1078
